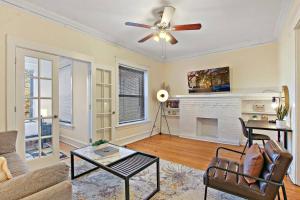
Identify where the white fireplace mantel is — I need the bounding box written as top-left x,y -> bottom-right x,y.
176,92 -> 279,100
171,92 -> 278,145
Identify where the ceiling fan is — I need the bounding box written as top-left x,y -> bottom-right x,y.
125,6 -> 202,45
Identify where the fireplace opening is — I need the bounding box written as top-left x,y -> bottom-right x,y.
196,117 -> 218,138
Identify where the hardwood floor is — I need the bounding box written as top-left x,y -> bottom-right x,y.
59,142 -> 76,157
127,134 -> 300,200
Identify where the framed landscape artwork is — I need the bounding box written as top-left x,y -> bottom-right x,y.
187,67 -> 230,93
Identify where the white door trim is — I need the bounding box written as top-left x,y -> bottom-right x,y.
294,27 -> 300,185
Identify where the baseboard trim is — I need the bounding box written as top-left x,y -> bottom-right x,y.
178,135 -> 241,146
112,131 -> 158,146
59,135 -> 88,148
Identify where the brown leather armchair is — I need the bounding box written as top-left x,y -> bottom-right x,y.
203,140 -> 293,200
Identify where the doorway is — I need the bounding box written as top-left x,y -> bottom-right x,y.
58,57 -> 92,159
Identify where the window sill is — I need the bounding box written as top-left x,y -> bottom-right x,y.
116,120 -> 150,128
59,123 -> 74,129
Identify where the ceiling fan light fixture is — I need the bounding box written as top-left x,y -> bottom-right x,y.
165,34 -> 171,42
153,34 -> 160,42
125,5 -> 201,47
159,31 -> 167,39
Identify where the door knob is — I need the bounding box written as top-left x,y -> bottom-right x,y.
112,111 -> 116,115
53,115 -> 58,119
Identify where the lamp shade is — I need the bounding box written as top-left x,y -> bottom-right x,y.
157,90 -> 169,102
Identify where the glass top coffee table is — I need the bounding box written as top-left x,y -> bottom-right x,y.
71,143 -> 160,200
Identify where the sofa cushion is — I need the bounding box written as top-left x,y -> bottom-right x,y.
0,131 -> 17,154
21,181 -> 72,200
0,162 -> 69,200
243,144 -> 264,184
2,152 -> 28,177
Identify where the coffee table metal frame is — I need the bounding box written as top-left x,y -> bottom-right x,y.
71,147 -> 160,200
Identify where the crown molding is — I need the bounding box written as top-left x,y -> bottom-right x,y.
163,38 -> 277,63
1,0 -> 164,62
1,0 -> 291,63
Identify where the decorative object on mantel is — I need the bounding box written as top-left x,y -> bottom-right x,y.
187,67 -> 230,93
150,90 -> 171,137
271,85 -> 290,128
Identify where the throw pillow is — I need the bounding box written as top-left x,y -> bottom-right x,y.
243,144 -> 264,184
0,157 -> 12,183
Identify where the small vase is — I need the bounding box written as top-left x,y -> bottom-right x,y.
276,120 -> 286,128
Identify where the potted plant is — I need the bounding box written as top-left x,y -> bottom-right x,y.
276,105 -> 289,128
92,139 -> 108,147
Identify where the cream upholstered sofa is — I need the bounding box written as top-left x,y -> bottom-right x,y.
0,131 -> 72,200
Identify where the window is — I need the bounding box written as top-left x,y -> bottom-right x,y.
119,65 -> 146,124
59,62 -> 73,125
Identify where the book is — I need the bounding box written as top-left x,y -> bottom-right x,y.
94,146 -> 119,157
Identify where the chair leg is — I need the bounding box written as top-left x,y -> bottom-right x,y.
240,140 -> 248,159
204,185 -> 208,200
262,140 -> 266,146
278,190 -> 281,200
282,184 -> 287,200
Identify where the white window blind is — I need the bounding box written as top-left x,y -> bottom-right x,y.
59,65 -> 72,124
119,65 -> 145,124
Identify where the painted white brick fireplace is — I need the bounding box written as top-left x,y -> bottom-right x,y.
179,96 -> 242,145
162,93 -> 279,145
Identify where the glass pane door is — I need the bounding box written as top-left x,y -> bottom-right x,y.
16,48 -> 59,166
24,56 -> 54,160
95,68 -> 113,141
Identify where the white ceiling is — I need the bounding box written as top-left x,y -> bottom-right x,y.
4,0 -> 291,61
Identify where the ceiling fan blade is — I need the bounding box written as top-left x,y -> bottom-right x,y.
172,23 -> 202,31
166,33 -> 178,45
138,33 -> 155,43
125,22 -> 152,29
161,6 -> 176,26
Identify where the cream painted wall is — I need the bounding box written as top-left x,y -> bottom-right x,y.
2,3 -> 297,179
59,60 -> 90,145
163,43 -> 279,96
0,4 -> 163,141
277,0 -> 300,185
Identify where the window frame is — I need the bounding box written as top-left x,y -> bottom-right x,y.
116,62 -> 149,127
58,61 -> 74,127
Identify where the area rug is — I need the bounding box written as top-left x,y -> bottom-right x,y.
60,151 -> 69,160
71,159 -> 243,200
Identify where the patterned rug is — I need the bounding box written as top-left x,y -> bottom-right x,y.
71,159 -> 243,200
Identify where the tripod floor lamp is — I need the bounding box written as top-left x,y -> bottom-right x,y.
150,89 -> 171,136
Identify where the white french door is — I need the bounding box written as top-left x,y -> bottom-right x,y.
94,65 -> 115,142
16,48 -> 59,168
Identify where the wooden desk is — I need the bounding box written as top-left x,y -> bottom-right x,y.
246,120 -> 292,149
